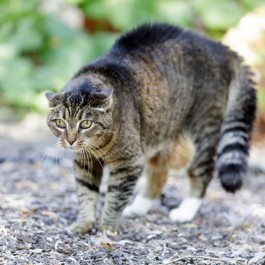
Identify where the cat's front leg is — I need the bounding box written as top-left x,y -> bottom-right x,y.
99,160 -> 144,234
69,154 -> 103,235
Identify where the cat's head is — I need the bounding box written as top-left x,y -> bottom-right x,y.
46,76 -> 113,152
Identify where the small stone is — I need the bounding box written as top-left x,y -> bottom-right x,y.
55,241 -> 73,254
0,238 -> 6,246
16,242 -> 31,250
67,257 -> 78,264
31,248 -> 43,254
100,239 -> 116,251
16,233 -> 37,244
248,253 -> 265,265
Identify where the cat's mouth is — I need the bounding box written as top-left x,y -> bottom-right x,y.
68,145 -> 82,152
60,142 -> 82,152
69,145 -> 78,150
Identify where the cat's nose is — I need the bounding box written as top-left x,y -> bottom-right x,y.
67,136 -> 77,145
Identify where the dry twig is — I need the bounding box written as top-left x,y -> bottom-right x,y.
163,255 -> 248,264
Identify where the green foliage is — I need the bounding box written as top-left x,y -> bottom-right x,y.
80,0 -> 194,30
0,0 -> 264,111
79,0 -> 264,35
0,0 -> 114,111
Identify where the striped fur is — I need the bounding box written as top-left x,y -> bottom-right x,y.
46,23 -> 256,233
68,155 -> 103,234
216,63 -> 256,192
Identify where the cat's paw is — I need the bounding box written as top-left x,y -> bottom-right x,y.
122,194 -> 155,218
169,197 -> 202,223
98,224 -> 118,237
68,221 -> 94,235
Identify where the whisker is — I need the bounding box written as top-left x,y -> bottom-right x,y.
84,145 -> 105,170
43,143 -> 59,165
74,148 -> 86,177
80,148 -> 89,177
82,147 -> 93,177
87,142 -> 109,161
43,144 -> 61,170
58,146 -> 64,166
88,142 -> 115,166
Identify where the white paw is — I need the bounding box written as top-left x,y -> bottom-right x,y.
122,194 -> 155,218
68,221 -> 94,234
169,197 -> 202,223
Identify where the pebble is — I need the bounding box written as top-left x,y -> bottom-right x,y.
55,241 -> 73,254
248,253 -> 265,265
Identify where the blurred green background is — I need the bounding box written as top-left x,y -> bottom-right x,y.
0,0 -> 264,114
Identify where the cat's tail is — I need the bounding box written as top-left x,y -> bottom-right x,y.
216,55 -> 256,192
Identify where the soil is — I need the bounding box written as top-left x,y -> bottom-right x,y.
0,114 -> 264,265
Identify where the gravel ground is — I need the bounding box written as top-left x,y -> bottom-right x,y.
0,114 -> 265,265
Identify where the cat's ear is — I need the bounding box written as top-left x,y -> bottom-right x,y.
45,92 -> 62,108
91,88 -> 113,110
100,88 -> 113,110
45,92 -> 55,101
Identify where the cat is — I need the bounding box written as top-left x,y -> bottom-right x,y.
46,23 -> 256,234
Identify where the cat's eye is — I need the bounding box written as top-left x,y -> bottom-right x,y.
79,120 -> 92,129
55,119 -> 66,129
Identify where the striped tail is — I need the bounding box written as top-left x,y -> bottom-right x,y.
216,57 -> 256,192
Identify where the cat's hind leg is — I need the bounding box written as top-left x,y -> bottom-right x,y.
169,116 -> 222,222
123,136 -> 194,218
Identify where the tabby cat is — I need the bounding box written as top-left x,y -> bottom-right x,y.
46,23 -> 256,234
